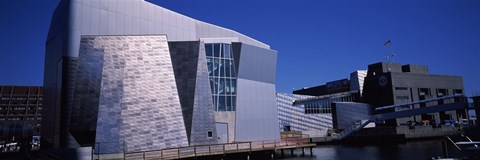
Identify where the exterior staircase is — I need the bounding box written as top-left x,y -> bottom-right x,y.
333,119 -> 372,140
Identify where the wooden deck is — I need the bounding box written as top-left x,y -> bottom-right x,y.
117,134 -> 315,160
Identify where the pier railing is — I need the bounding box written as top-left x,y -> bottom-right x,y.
120,134 -> 310,160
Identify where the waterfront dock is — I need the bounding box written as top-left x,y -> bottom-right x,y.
95,134 -> 315,160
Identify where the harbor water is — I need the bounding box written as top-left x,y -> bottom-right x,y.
280,139 -> 446,160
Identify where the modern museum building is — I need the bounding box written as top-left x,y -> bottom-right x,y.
42,0 -> 279,153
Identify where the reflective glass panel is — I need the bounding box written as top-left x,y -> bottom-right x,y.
220,59 -> 225,77
218,79 -> 225,94
213,59 -> 220,76
207,58 -> 213,76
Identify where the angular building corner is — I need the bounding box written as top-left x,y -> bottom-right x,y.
42,0 -> 280,153
169,41 -> 218,145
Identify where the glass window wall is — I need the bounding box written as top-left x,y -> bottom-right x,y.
205,43 -> 237,111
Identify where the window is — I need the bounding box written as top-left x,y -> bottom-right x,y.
207,131 -> 213,138
454,89 -> 463,95
395,87 -> 408,90
419,88 -> 430,96
14,107 -> 26,110
205,44 -> 213,57
304,102 -> 331,114
205,43 -> 237,112
437,89 -> 448,97
396,96 -> 410,100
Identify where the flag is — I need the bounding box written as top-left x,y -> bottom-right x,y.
384,40 -> 392,47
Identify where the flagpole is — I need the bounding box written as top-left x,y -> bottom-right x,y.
384,40 -> 396,64
391,42 -> 396,64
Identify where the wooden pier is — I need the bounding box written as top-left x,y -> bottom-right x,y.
116,133 -> 315,160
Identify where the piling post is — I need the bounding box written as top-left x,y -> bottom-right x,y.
442,140 -> 449,158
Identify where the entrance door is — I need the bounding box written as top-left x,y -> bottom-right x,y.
215,123 -> 228,143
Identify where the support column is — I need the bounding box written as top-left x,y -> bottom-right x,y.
472,96 -> 480,128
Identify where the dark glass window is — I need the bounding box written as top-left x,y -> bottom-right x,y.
218,96 -> 226,111
205,44 -> 213,57
454,89 -> 463,95
226,96 -> 232,111
207,131 -> 213,138
231,97 -> 236,111
213,44 -> 220,57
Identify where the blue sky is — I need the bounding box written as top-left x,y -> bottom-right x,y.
1,0 -> 479,96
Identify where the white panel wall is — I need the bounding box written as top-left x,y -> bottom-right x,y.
66,0 -> 269,57
235,78 -> 280,141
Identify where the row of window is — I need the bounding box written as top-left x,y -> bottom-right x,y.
303,100 -> 333,114
304,106 -> 332,114
205,43 -> 234,59
0,113 -> 39,116
0,107 -> 39,111
207,58 -> 236,77
396,96 -> 410,100
209,78 -> 236,95
0,97 -> 42,101
394,88 -> 464,101
0,103 -> 42,106
301,96 -> 357,114
213,96 -> 236,111
0,117 -> 41,121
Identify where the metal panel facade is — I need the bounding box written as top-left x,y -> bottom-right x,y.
234,43 -> 280,141
169,41 -> 218,145
65,0 -> 269,58
77,35 -> 188,153
276,93 -> 333,131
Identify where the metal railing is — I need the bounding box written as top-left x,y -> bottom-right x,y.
122,135 -> 311,160
334,119 -> 372,140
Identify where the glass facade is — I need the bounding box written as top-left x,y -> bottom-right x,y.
303,95 -> 356,114
205,43 -> 237,111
